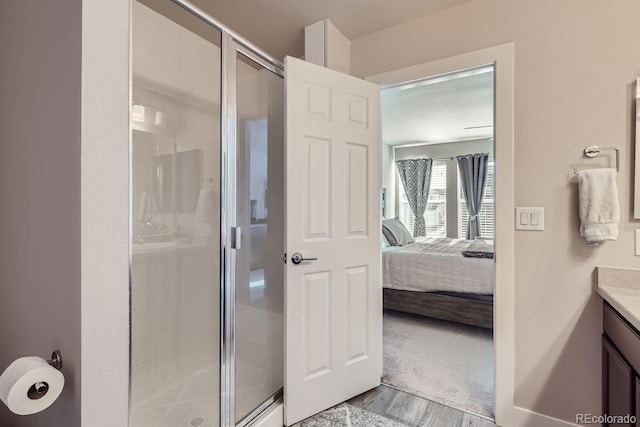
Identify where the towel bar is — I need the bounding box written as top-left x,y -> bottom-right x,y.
573,145 -> 620,175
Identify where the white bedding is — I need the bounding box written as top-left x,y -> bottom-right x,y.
382,237 -> 494,295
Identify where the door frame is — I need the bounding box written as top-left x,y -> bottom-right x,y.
366,43 -> 515,426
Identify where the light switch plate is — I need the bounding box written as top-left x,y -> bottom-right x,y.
515,207 -> 545,231
636,229 -> 640,256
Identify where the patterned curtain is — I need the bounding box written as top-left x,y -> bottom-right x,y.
457,153 -> 489,240
395,158 -> 433,237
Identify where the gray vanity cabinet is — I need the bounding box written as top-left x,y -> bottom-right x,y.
636,377 -> 640,425
603,336 -> 633,426
603,302 -> 640,426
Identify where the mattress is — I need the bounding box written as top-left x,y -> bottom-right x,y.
382,237 -> 494,295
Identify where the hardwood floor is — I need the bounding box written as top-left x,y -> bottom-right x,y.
347,384 -> 497,427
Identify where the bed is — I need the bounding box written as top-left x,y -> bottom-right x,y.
382,236 -> 495,329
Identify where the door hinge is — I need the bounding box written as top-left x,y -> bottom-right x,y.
283,252 -> 287,264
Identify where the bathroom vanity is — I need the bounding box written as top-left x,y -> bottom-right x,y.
598,267 -> 640,426
603,303 -> 639,425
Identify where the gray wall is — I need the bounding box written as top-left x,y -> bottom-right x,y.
352,0 -> 640,421
394,139 -> 493,238
0,1 -> 82,426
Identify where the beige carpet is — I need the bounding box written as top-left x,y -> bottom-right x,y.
382,310 -> 494,419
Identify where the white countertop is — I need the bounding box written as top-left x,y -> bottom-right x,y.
597,267 -> 640,331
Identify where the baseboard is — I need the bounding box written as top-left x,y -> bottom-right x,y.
510,406 -> 579,427
250,403 -> 284,427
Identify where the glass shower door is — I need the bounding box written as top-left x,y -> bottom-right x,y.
130,2 -> 221,426
234,52 -> 285,424
131,2 -> 286,426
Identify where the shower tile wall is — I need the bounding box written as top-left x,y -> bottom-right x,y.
132,2 -> 219,103
131,252 -> 218,396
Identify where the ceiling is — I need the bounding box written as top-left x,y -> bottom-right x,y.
139,0 -> 491,146
382,68 -> 494,146
185,0 -> 473,60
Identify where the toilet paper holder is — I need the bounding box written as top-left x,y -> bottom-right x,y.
25,351 -> 62,401
47,350 -> 62,371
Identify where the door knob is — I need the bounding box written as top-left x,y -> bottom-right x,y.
291,252 -> 317,265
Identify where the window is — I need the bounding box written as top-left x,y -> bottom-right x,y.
398,161 -> 447,237
458,161 -> 495,239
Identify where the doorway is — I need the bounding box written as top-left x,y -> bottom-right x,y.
380,65 -> 496,419
367,43 -> 515,426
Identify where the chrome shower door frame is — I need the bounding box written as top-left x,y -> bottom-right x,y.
220,32 -> 237,427
222,35 -> 285,427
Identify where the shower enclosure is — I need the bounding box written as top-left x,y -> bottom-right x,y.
129,1 -> 284,426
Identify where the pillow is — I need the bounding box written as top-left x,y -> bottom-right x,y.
381,232 -> 391,248
382,218 -> 415,246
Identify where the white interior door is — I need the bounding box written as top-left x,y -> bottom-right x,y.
284,56 -> 381,425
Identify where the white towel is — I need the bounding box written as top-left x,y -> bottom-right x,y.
137,191 -> 157,222
194,189 -> 216,237
577,168 -> 619,245
195,189 -> 214,223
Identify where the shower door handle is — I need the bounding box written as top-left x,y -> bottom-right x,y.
291,252 -> 317,265
231,227 -> 241,249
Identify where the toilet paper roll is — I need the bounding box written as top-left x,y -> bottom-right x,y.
0,357 -> 64,415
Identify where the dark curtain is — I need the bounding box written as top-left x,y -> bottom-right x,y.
457,153 -> 489,240
395,158 -> 433,237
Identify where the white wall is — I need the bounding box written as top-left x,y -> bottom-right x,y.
394,139 -> 493,160
81,0 -> 130,426
352,0 -> 640,422
381,143 -> 396,218
325,20 -> 351,74
0,1 -> 82,425
305,19 -> 351,74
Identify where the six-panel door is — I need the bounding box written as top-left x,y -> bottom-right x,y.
284,56 -> 382,425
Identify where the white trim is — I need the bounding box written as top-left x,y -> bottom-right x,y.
251,403 -> 284,427
366,43 -> 516,427
636,78 -> 640,218
513,406 -> 580,427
